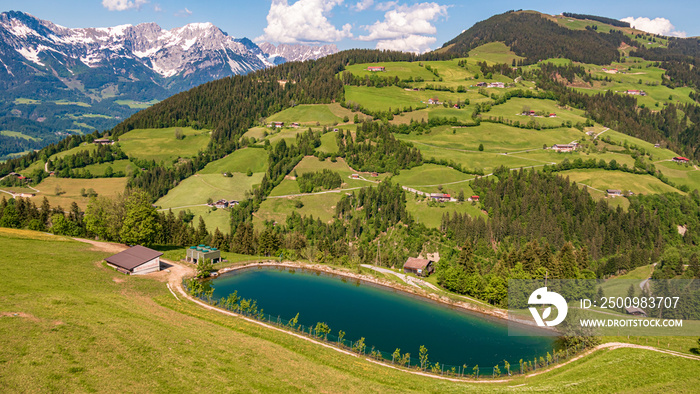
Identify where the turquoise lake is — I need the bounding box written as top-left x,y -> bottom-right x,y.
210,266 -> 555,369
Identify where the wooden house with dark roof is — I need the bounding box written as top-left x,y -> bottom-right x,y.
403,257 -> 435,277
105,245 -> 162,275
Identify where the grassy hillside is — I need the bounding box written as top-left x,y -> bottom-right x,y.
117,127 -> 211,164
32,177 -> 127,209
1,228 -> 699,392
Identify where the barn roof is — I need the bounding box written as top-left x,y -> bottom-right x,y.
404,257 -> 431,270
105,245 -> 162,271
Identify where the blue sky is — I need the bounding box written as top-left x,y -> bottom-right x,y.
2,1 -> 698,52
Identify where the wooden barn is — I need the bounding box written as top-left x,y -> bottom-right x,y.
403,257 -> 434,277
105,245 -> 162,275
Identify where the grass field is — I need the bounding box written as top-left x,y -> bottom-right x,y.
267,104 -> 343,126
18,160 -> 46,177
406,198 -> 485,228
467,42 -> 525,65
49,144 -> 97,161
156,172 -> 263,209
484,97 -> 588,127
560,169 -> 683,196
318,132 -> 340,154
1,228 -> 699,392
345,86 -> 428,112
397,123 -> 583,153
33,177 -> 127,209
115,99 -> 159,109
199,148 -> 269,175
81,160 -> 134,177
255,192 -> 343,226
54,100 -> 91,107
344,62 -> 438,81
0,130 -> 41,141
392,163 -> 473,188
118,127 -> 211,164
13,98 -> 41,104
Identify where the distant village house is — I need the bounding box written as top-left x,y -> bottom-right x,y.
607,189 -> 622,197
551,144 -> 576,153
367,66 -> 385,72
430,193 -> 451,202
93,138 -> 113,145
673,156 -> 690,163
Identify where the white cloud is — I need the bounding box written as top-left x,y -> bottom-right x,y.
257,0 -> 353,44
374,1 -> 398,11
376,34 -> 436,53
153,3 -> 163,12
174,8 -> 193,17
352,0 -> 374,11
620,16 -> 686,38
101,0 -> 148,11
359,2 -> 448,53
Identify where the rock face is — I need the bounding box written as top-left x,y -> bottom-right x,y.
258,42 -> 338,65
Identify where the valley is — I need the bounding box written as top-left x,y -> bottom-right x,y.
2,9 -> 700,392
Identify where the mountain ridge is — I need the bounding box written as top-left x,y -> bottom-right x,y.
0,11 -> 338,159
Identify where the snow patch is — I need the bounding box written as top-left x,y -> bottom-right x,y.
181,38 -> 197,51
16,47 -> 44,66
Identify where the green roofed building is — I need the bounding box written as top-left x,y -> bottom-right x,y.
186,245 -> 221,264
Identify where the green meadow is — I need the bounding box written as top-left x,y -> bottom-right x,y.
1,228 -> 699,392
81,159 -> 134,176
33,176 -> 128,209
0,130 -> 41,141
199,148 -> 269,174
560,169 -> 683,195
467,42 -> 525,65
115,99 -> 160,109
484,97 -> 589,127
118,127 -> 211,164
398,123 -> 583,153
156,172 -> 263,209
267,104 -> 343,126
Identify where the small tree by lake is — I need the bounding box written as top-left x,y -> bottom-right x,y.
314,322 -> 331,340
196,258 -> 213,279
419,345 -> 429,370
353,337 -> 366,354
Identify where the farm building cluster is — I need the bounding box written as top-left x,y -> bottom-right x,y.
208,199 -> 239,209
550,143 -> 578,153
475,82 -> 505,88
267,121 -> 301,129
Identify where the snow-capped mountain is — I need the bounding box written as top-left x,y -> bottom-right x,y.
258,42 -> 338,65
0,11 -> 273,93
0,11 -> 339,158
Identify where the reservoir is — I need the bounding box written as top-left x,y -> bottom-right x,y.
210,266 -> 555,370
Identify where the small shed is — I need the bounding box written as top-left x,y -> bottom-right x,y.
403,257 -> 434,277
625,306 -> 647,317
186,245 -> 221,264
105,245 -> 162,275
